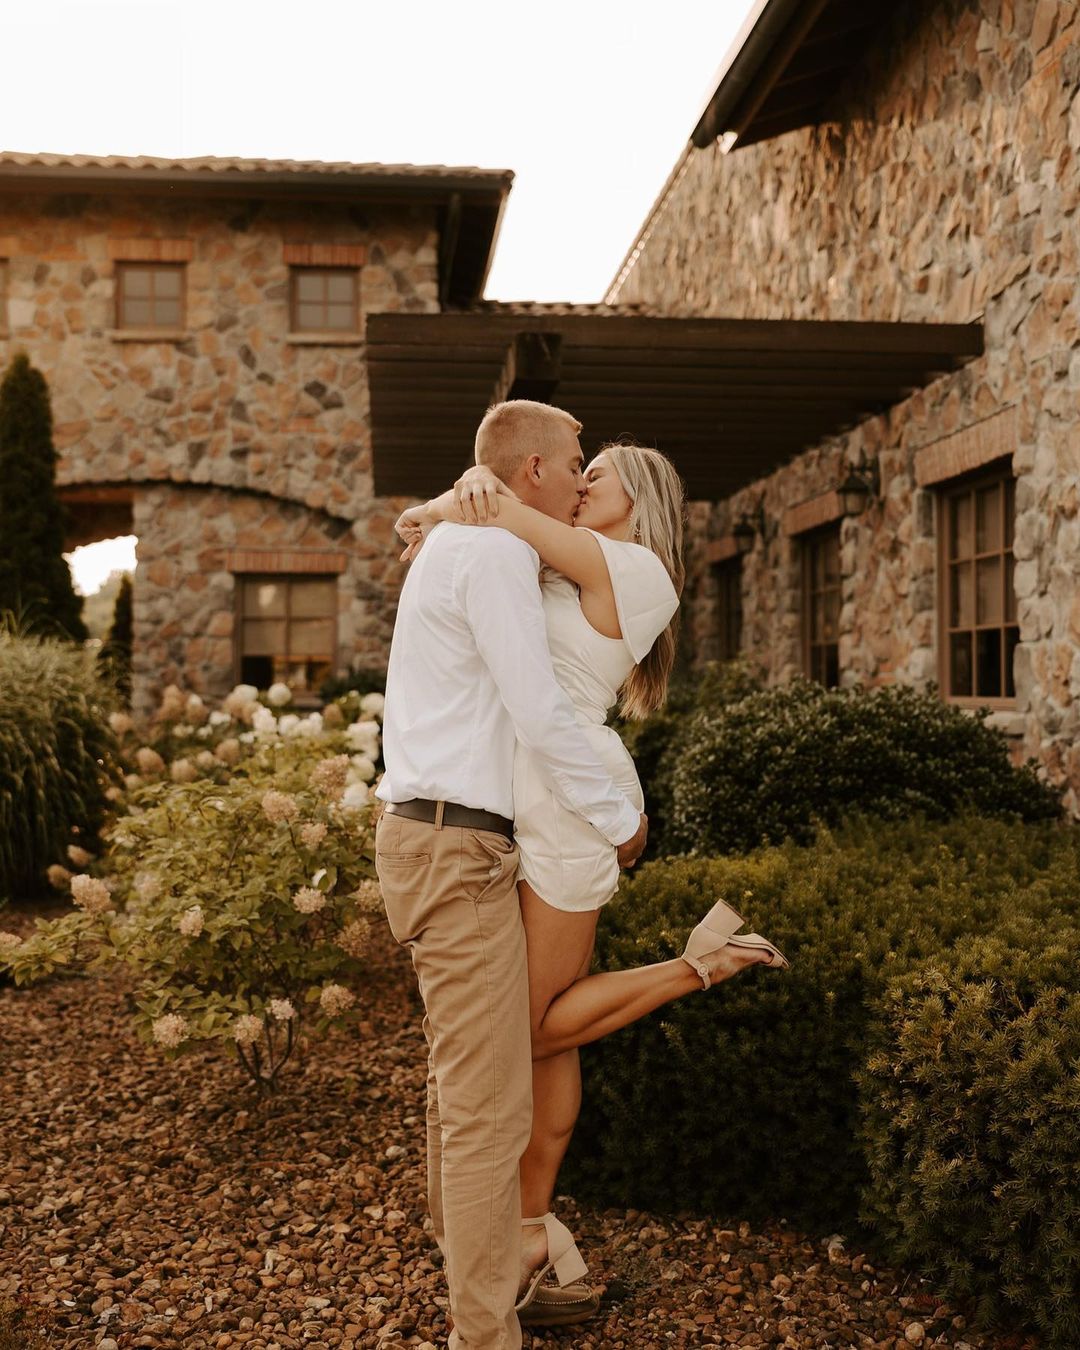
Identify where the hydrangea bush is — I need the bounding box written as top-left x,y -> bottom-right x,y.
1,681 -> 387,1091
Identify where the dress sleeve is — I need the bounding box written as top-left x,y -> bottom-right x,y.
582,529 -> 680,663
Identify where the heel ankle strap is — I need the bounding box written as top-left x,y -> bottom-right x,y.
680,955 -> 712,991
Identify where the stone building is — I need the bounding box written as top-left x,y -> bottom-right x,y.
0,153 -> 510,715
600,0 -> 1080,813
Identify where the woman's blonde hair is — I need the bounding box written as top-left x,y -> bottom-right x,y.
600,441 -> 686,720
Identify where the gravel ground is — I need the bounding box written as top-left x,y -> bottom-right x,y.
0,900 -> 1037,1350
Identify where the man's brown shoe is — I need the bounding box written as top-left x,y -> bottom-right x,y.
516,1281 -> 600,1328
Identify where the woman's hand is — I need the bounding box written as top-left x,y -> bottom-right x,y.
394,490 -> 460,561
454,464 -> 517,523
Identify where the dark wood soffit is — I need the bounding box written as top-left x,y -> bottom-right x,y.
367,313 -> 984,501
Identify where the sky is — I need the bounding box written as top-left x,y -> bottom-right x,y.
7,0 -> 759,592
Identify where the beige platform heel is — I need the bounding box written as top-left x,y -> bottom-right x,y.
681,898 -> 790,988
515,1211 -> 589,1314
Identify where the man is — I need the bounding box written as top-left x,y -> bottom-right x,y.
374,399 -> 647,1349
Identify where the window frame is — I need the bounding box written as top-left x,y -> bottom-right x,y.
936,464 -> 1018,710
233,573 -> 339,706
114,261 -> 186,332
800,523 -> 842,688
288,265 -> 361,336
713,555 -> 744,662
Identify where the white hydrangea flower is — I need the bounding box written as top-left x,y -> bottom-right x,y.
359,692 -> 385,718
171,723 -> 195,739
296,712 -> 324,738
277,713 -> 300,738
208,709 -> 232,728
177,904 -> 204,937
67,844 -> 93,867
238,731 -> 255,744
152,1013 -> 189,1048
232,1013 -> 264,1046
71,875 -> 113,915
135,872 -> 162,901
349,755 -> 377,784
300,821 -> 327,848
341,782 -> 369,812
319,983 -> 355,1016
345,720 -> 381,755
293,886 -> 326,914
0,931 -> 22,955
267,682 -> 293,707
170,757 -> 198,783
108,711 -> 135,736
231,684 -> 259,702
196,724 -> 214,740
268,997 -> 297,1021
262,790 -> 299,824
252,706 -> 278,739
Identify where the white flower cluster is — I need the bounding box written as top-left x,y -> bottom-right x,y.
233,1013 -> 264,1046
262,790 -> 300,824
319,983 -> 355,1016
0,931 -> 22,955
267,682 -> 293,707
292,886 -> 326,915
177,904 -> 204,937
152,1013 -> 189,1048
268,997 -> 297,1021
67,844 -> 92,867
71,874 -> 113,915
300,821 -> 327,848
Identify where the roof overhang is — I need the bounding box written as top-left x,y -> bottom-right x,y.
0,153 -> 513,306
368,309 -> 984,501
691,0 -> 879,152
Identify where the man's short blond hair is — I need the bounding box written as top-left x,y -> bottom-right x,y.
474,400 -> 582,483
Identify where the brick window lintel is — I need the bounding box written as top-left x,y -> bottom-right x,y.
226,549 -> 348,575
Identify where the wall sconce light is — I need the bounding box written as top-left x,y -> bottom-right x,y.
837,459 -> 881,517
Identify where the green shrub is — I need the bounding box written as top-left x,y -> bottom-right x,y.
666,680 -> 1061,856
0,625 -> 117,900
857,930 -> 1080,1347
1,735 -> 381,1091
97,571 -> 133,701
618,659 -> 762,855
320,664 -> 386,702
564,814 -> 1080,1233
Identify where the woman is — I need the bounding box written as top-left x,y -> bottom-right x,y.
395,441 -> 789,1313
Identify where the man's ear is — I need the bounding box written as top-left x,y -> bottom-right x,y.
523,452 -> 544,484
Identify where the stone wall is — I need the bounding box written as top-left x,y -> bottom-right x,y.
611,0 -> 1080,811
0,191 -> 438,714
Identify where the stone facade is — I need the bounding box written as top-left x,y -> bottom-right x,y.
0,185 -> 440,715
610,0 -> 1080,812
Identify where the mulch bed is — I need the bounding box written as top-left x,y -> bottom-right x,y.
0,900 -> 1037,1350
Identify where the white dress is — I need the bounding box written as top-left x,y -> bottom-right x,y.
513,528 -> 680,912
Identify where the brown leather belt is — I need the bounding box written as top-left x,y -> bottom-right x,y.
384,797 -> 515,843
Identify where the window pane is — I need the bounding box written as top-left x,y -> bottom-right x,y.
823,589 -> 840,642
949,562 -> 973,629
289,618 -> 334,657
295,302 -> 325,331
324,302 -> 356,331
976,557 -> 1002,625
823,532 -> 840,588
290,579 -> 336,618
151,296 -> 181,327
1005,626 -> 1019,698
154,267 -> 182,298
812,591 -> 826,641
295,272 -> 324,302
975,484 -> 1002,553
243,619 -> 287,655
824,643 -> 839,690
244,580 -> 287,616
949,632 -> 973,696
123,267 -> 151,297
1005,478 -> 1015,548
241,654 -> 274,688
325,272 -> 354,302
949,493 -> 972,560
976,629 -> 1002,697
121,297 -> 152,326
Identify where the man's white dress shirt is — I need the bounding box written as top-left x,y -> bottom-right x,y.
376,522 -> 640,847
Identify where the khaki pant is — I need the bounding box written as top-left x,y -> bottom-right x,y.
375,811 -> 533,1350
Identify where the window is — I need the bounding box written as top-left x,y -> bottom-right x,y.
237,576 -> 337,699
714,557 -> 743,661
290,267 -> 359,333
802,525 -> 841,687
115,262 -> 184,330
940,469 -> 1017,702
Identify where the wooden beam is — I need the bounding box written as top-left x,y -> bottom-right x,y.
492,331 -> 563,405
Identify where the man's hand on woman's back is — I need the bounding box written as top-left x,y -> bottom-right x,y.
616,813 -> 648,870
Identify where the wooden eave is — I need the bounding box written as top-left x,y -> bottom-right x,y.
367,311 -> 984,501
691,0 -> 880,151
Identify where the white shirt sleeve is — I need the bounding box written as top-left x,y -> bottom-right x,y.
456,531 -> 641,848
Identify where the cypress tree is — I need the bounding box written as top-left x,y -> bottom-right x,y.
98,572 -> 133,701
0,353 -> 87,641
